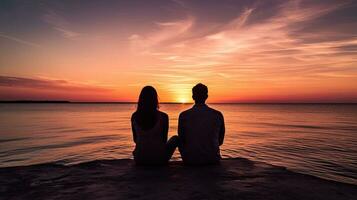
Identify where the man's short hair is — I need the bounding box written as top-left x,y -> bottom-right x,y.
192,83 -> 208,103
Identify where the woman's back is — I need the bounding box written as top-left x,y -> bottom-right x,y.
132,111 -> 168,164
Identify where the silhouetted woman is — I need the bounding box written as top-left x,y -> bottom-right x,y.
131,86 -> 179,165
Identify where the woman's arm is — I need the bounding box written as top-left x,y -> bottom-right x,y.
162,112 -> 169,142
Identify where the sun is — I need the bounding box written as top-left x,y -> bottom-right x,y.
178,98 -> 188,104
172,85 -> 191,103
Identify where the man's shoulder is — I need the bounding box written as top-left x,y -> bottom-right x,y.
179,107 -> 194,118
207,106 -> 223,117
179,105 -> 223,119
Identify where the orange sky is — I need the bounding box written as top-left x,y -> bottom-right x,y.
1,0 -> 357,103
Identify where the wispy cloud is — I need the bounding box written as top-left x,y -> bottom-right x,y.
129,16 -> 194,52
0,76 -> 111,92
139,0 -> 357,81
0,75 -> 125,101
53,27 -> 80,38
43,10 -> 81,39
0,33 -> 40,47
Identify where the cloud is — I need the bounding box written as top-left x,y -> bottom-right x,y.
0,76 -> 111,92
140,0 -> 357,81
43,10 -> 81,39
0,33 -> 40,47
129,16 -> 194,51
53,27 -> 81,38
0,76 -> 125,101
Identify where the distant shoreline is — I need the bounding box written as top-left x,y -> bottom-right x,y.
0,100 -> 356,104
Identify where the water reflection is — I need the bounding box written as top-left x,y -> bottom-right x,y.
0,103 -> 356,185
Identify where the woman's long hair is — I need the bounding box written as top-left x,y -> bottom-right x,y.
135,86 -> 159,130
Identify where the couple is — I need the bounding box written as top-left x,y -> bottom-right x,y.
131,83 -> 225,165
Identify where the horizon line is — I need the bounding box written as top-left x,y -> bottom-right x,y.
1,100 -> 357,104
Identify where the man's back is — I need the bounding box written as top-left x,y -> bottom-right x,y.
178,104 -> 225,165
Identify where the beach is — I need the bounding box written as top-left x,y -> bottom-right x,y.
1,158 -> 356,200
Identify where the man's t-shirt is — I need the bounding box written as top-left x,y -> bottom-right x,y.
178,104 -> 225,165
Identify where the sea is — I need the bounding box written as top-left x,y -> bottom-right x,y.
0,103 -> 356,185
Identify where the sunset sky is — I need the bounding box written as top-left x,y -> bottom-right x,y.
1,0 -> 357,103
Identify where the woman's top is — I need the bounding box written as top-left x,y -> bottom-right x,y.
132,111 -> 168,164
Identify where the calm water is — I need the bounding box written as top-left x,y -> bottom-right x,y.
0,103 -> 356,185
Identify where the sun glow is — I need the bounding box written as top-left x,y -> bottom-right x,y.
178,98 -> 188,104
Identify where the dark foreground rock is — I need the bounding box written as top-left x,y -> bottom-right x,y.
0,158 -> 356,200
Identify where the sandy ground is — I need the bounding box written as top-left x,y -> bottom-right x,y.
0,158 -> 356,200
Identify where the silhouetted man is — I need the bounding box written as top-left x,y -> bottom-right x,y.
178,83 -> 225,165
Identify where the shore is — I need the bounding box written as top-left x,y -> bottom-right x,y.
0,158 -> 356,200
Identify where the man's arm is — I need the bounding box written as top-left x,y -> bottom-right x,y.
218,113 -> 225,146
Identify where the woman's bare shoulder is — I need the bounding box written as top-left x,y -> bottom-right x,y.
158,111 -> 168,120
